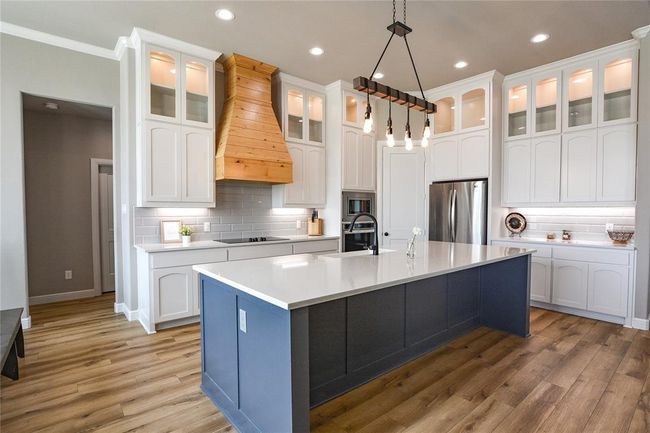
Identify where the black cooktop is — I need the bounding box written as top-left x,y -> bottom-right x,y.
216,237 -> 290,244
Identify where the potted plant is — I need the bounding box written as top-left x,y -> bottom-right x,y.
179,225 -> 193,246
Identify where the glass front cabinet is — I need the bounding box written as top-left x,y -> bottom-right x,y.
562,61 -> 598,131
505,81 -> 529,139
145,45 -> 214,128
283,84 -> 325,146
532,71 -> 561,135
431,83 -> 488,137
598,49 -> 638,126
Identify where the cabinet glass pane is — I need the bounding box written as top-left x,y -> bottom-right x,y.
150,51 -> 177,118
508,85 -> 527,136
535,77 -> 557,133
461,88 -> 485,129
568,68 -> 593,127
309,95 -> 323,142
346,95 -> 358,124
433,97 -> 455,134
287,89 -> 304,140
185,60 -> 209,123
603,58 -> 632,122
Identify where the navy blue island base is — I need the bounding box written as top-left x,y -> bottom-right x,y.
199,254 -> 530,433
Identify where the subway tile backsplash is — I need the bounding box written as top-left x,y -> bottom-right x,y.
134,182 -> 311,244
508,207 -> 636,242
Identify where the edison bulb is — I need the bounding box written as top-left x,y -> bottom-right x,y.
423,124 -> 431,139
421,135 -> 429,148
363,115 -> 373,133
405,136 -> 413,150
386,131 -> 395,147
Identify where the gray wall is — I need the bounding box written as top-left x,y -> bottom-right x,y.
0,34 -> 121,319
636,31 -> 650,320
23,110 -> 112,297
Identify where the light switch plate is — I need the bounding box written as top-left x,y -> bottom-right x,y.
203,222 -> 211,232
65,270 -> 72,280
239,309 -> 247,333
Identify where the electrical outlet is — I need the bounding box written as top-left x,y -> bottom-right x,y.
296,220 -> 302,229
239,309 -> 247,333
203,222 -> 211,232
65,270 -> 72,280
606,223 -> 614,232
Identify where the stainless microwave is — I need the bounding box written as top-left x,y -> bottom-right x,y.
343,192 -> 375,218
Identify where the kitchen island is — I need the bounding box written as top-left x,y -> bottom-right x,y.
194,241 -> 533,433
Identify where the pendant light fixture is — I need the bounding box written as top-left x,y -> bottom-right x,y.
353,0 -> 436,150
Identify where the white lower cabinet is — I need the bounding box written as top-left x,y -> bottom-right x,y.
587,263 -> 628,316
552,260 -> 589,309
430,130 -> 489,182
153,266 -> 194,322
530,257 -> 552,303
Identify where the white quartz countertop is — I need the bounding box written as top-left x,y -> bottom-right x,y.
193,241 -> 534,310
493,237 -> 636,251
134,235 -> 339,253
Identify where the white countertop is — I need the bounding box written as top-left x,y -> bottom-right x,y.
193,241 -> 534,310
134,235 -> 339,253
493,237 -> 636,251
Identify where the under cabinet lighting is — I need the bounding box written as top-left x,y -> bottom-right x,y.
215,9 -> 235,21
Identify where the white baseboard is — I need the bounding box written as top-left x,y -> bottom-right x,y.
114,302 -> 139,321
138,310 -> 156,334
531,301 -> 625,325
631,317 -> 650,331
21,315 -> 31,329
29,289 -> 96,305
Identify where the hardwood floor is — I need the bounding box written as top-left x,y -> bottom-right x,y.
1,294 -> 649,433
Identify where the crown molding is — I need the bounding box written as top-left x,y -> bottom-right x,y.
130,27 -> 221,61
0,21 -> 118,60
632,25 -> 650,40
113,36 -> 132,60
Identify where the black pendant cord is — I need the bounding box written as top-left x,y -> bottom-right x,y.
369,31 -> 395,80
403,34 -> 426,101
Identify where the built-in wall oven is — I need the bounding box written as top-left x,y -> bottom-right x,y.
341,191 -> 376,252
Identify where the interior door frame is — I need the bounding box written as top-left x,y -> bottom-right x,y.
91,158 -> 114,296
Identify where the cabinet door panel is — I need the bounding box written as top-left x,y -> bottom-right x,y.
561,129 -> 597,202
597,124 -> 636,202
145,45 -> 181,123
145,121 -> 182,202
598,49 -> 637,126
531,258 -> 552,303
181,55 -> 214,128
305,146 -> 326,205
563,61 -> 598,131
459,131 -> 489,179
182,127 -> 214,203
342,127 -> 359,190
359,133 -> 376,191
552,260 -> 588,309
503,139 -> 531,204
588,264 -> 628,317
153,266 -> 193,322
531,135 -> 561,203
285,144 -> 305,204
430,137 -> 458,181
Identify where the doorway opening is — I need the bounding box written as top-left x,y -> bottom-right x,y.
22,93 -> 116,312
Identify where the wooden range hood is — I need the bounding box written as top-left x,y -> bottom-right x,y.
215,54 -> 292,184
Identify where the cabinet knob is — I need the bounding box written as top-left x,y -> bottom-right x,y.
384,232 -> 389,236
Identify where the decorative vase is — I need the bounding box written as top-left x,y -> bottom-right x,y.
182,235 -> 191,246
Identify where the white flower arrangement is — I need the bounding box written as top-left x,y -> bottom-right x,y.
407,227 -> 422,258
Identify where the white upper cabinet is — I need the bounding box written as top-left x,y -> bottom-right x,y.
135,32 -> 219,207
461,88 -> 487,131
146,46 -> 182,123
343,91 -> 373,131
563,61 -> 598,131
531,135 -> 561,203
597,124 -> 636,202
598,49 -> 638,126
532,71 -> 561,135
273,143 -> 326,207
431,82 -> 488,137
341,126 -> 375,191
429,137 -> 459,182
561,129 -> 598,202
433,96 -> 456,135
503,139 -> 531,204
458,130 -> 489,179
283,83 -> 325,146
506,81 -> 529,139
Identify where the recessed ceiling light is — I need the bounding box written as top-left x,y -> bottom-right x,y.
309,47 -> 324,56
44,102 -> 59,110
454,61 -> 468,69
215,9 -> 235,21
531,33 -> 549,43
373,72 -> 384,79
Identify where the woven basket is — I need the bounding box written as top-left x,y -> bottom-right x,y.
607,230 -> 634,245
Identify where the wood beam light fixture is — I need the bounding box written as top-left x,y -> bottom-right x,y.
353,0 -> 435,149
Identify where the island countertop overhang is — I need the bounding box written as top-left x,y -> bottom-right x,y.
193,241 -> 535,310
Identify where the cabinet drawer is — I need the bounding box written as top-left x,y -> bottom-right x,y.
228,243 -> 293,261
151,248 -> 228,269
293,240 -> 339,254
552,247 -> 629,265
491,241 -> 551,258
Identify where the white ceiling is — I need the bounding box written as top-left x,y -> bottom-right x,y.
2,1 -> 649,89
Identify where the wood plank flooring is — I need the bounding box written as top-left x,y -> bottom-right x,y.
1,294 -> 649,433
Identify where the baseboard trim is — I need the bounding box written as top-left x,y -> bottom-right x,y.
138,310 -> 156,335
531,301 -> 625,325
631,317 -> 650,331
21,316 -> 31,329
29,289 -> 96,305
114,302 -> 139,321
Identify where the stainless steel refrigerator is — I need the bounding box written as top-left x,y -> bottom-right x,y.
429,180 -> 488,245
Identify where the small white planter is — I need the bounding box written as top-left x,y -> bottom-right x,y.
182,235 -> 191,246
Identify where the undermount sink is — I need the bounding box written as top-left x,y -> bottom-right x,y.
323,249 -> 396,258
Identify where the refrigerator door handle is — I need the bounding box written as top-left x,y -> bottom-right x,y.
447,189 -> 454,241
450,189 -> 457,242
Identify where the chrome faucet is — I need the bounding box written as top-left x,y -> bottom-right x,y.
348,212 -> 379,255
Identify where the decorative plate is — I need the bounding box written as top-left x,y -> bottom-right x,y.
505,212 -> 527,236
